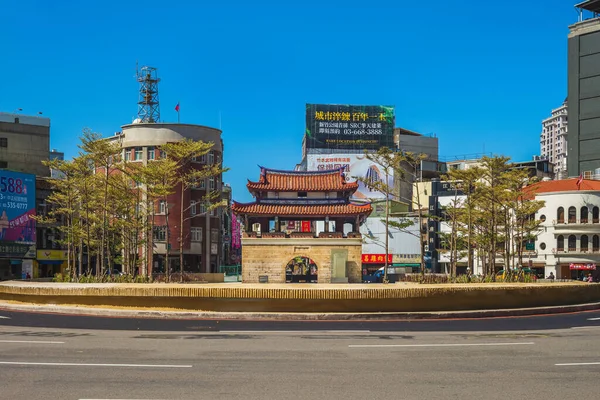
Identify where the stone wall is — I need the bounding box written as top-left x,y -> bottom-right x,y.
241,238 -> 363,283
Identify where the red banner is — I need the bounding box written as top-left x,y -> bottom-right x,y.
362,254 -> 392,264
301,221 -> 311,232
569,263 -> 596,270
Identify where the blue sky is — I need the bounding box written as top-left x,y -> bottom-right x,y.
1,0 -> 577,202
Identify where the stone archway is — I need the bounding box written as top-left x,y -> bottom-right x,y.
285,256 -> 318,283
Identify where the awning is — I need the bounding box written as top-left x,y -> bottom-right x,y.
569,263 -> 596,270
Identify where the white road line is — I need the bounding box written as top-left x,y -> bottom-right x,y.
349,342 -> 535,348
587,317 -> 600,321
0,361 -> 192,368
219,330 -> 370,334
0,340 -> 65,344
555,362 -> 600,366
571,326 -> 600,329
0,316 -> 10,319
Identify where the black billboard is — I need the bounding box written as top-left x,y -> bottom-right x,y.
305,104 -> 395,150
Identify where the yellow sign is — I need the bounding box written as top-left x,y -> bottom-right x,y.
37,250 -> 68,261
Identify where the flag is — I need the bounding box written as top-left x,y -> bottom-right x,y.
175,102 -> 180,112
576,173 -> 583,189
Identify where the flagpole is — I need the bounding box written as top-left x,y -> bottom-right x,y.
178,101 -> 180,124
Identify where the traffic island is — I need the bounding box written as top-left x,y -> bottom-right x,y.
0,281 -> 599,314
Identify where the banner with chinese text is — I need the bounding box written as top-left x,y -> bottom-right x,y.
0,171 -> 36,257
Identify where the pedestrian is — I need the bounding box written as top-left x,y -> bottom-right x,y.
26,272 -> 31,280
547,272 -> 555,281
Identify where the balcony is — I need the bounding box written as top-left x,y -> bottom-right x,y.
244,231 -> 361,239
553,219 -> 600,227
552,248 -> 600,255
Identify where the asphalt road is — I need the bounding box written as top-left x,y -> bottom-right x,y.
1,310 -> 600,399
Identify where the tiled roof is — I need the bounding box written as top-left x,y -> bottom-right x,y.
524,178 -> 600,197
231,201 -> 372,217
246,167 -> 358,192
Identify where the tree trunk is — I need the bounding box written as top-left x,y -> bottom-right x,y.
165,194 -> 171,282
179,181 -> 185,282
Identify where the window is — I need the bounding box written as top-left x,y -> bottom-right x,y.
191,200 -> 197,215
581,207 -> 589,223
298,191 -> 307,198
581,235 -> 589,252
211,228 -> 218,243
199,154 -> 206,163
153,226 -> 167,242
568,206 -> 576,223
568,235 -> 576,252
199,179 -> 205,189
159,150 -> 166,159
124,149 -> 131,161
539,242 -> 546,250
0,138 -> 7,147
557,235 -> 564,251
594,207 -> 599,223
199,203 -> 207,214
209,177 -> 215,190
147,147 -> 155,160
0,161 -> 7,169
208,151 -> 214,165
539,215 -> 546,223
134,147 -> 143,161
159,200 -> 166,214
594,235 -> 600,252
191,227 -> 202,242
557,207 -> 564,224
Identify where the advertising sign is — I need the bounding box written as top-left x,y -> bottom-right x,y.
0,171 -> 36,257
307,154 -> 393,201
36,250 -> 68,261
362,254 -> 393,264
305,104 -> 395,150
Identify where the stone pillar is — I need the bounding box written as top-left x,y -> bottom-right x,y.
325,216 -> 329,233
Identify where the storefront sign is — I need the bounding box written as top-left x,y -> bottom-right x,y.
36,250 -> 68,261
569,263 -> 596,270
301,221 -> 311,232
362,254 -> 392,264
0,243 -> 34,258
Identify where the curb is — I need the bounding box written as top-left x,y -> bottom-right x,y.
1,300 -> 599,321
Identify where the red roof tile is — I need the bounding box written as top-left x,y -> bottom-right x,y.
524,178 -> 600,197
247,168 -> 358,192
231,202 -> 372,217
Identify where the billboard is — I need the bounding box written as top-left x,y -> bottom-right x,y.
307,154 -> 393,201
0,171 -> 36,257
305,104 -> 395,150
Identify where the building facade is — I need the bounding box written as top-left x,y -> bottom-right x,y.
541,100 -> 568,179
232,167 -> 371,283
567,0 -> 600,177
527,178 -> 600,279
0,112 -> 50,177
105,122 -> 224,274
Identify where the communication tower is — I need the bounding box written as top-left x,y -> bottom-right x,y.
136,66 -> 161,123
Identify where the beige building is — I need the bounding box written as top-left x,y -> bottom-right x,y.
0,112 -> 50,176
541,100 -> 568,179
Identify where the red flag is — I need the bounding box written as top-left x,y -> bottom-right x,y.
576,173 -> 583,189
175,102 -> 180,112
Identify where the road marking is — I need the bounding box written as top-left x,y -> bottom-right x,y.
219,330 -> 370,334
587,317 -> 600,321
555,362 -> 600,366
0,316 -> 10,319
571,326 -> 600,329
349,342 -> 535,348
0,340 -> 65,344
0,361 -> 192,368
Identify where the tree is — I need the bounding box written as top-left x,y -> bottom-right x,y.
160,139 -> 228,281
355,147 -> 428,282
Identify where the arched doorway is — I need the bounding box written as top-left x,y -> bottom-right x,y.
285,256 -> 318,283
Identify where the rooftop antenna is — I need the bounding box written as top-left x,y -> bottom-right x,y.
136,65 -> 161,123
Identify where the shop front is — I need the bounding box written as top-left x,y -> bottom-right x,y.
36,250 -> 67,278
568,263 -> 596,280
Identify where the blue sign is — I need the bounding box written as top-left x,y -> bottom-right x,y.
0,170 -> 36,247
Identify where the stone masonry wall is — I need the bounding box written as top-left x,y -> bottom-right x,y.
241,238 -> 363,283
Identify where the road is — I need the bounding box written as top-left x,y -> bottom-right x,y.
1,310 -> 600,399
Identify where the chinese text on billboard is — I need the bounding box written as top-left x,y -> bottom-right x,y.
0,171 -> 36,248
305,104 -> 395,150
